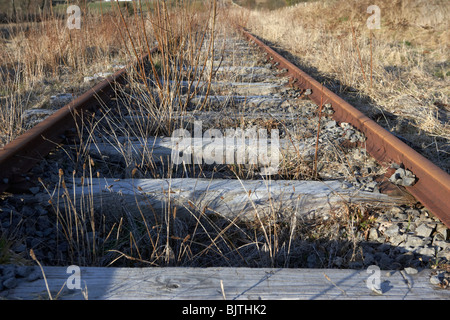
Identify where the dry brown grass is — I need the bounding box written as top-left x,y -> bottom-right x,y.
0,10 -> 145,147
232,0 -> 450,172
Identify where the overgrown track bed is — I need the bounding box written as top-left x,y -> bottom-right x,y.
240,28 -> 450,228
0,26 -> 449,299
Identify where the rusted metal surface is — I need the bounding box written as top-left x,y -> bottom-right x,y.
0,53 -> 152,193
241,28 -> 450,228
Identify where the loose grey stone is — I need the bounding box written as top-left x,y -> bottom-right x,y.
405,235 -> 426,247
0,35 -> 448,274
405,208 -> 420,217
30,238 -> 41,248
433,239 -> 449,250
436,225 -> 449,239
15,266 -> 32,278
341,181 -> 353,189
388,168 -> 416,186
37,216 -> 50,230
384,225 -> 400,238
35,205 -> 48,216
2,277 -> 18,289
436,249 -> 450,260
368,228 -> 379,241
376,254 -> 392,269
43,227 -> 53,237
389,234 -> 406,246
430,273 -> 444,285
325,120 -> 337,129
403,267 -> 418,275
333,256 -> 344,267
307,254 -> 317,268
348,261 -> 363,269
362,181 -> 378,192
21,206 -> 35,217
47,251 -> 54,261
416,247 -> 435,257
377,243 -> 391,252
29,187 -> 40,195
13,243 -> 26,253
415,224 -> 434,238
395,252 -> 414,264
2,265 -> 16,279
27,270 -> 42,282
370,285 -> 383,295
390,207 -> 404,215
363,252 -> 375,265
83,72 -> 113,84
390,163 -> 401,169
401,176 -> 416,186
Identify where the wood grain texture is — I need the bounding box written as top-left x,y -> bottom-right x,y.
6,266 -> 449,300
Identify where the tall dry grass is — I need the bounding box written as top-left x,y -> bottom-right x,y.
234,0 -> 449,172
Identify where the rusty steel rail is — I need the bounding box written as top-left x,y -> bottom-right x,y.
0,52 -> 153,194
240,28 -> 450,228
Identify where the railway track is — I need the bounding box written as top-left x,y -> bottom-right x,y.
0,26 -> 449,299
